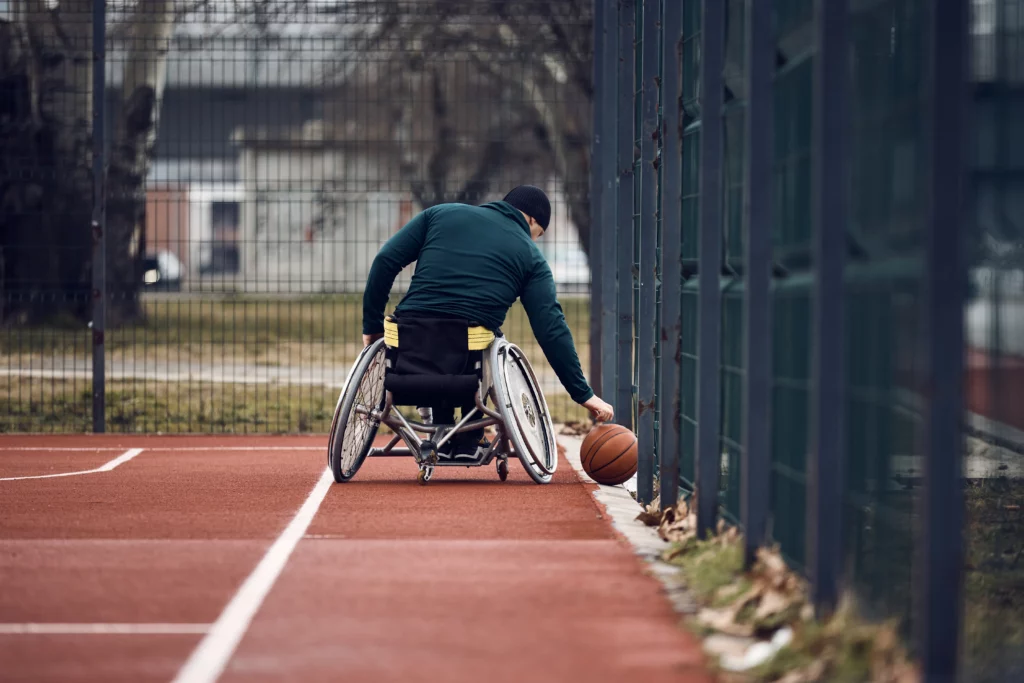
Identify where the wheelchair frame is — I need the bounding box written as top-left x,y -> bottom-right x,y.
327,336 -> 558,485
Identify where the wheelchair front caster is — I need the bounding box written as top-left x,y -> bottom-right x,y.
416,441 -> 438,485
497,459 -> 509,482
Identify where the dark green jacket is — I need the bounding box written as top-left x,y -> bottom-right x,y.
362,201 -> 594,404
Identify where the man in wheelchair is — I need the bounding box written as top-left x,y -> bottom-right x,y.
360,185 -> 614,463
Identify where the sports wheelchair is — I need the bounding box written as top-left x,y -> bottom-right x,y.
327,315 -> 558,485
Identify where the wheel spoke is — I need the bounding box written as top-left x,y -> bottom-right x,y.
339,346 -> 386,475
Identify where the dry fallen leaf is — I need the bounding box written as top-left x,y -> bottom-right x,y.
719,524 -> 741,545
697,606 -> 756,637
559,421 -> 589,436
776,658 -> 828,683
753,588 -> 797,623
715,582 -> 746,603
756,547 -> 789,578
799,603 -> 815,622
636,501 -> 662,527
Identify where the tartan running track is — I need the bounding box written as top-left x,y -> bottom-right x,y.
0,434 -> 712,683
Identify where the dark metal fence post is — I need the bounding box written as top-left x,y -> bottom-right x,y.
590,0 -> 606,397
741,0 -> 773,565
636,0 -> 660,505
919,1 -> 968,679
807,0 -> 849,613
695,0 -> 724,538
615,0 -> 637,428
600,0 -> 619,409
91,0 -> 107,434
658,0 -> 683,511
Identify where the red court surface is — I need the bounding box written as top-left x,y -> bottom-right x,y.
0,435 -> 712,683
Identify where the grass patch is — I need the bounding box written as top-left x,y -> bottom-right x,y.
1,294 -> 591,427
744,603 -> 903,683
665,536 -> 745,603
962,477 -> 1024,682
1,294 -> 590,357
1,378 -> 338,434
1,376 -> 587,433
652,498 -> 917,682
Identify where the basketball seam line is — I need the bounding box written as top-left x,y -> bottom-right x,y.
582,429 -> 620,470
590,438 -> 637,476
584,430 -> 620,466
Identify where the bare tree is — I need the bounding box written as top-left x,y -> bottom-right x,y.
0,0 -> 179,324
104,0 -> 175,323
330,0 -> 594,252
1,0 -> 594,326
1,0 -> 94,324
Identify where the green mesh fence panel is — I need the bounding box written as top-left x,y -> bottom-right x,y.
682,129 -> 701,263
771,277 -> 812,568
963,0 -> 1024,678
717,0 -> 747,523
843,0 -> 927,644
680,283 -> 699,487
774,58 -> 814,262
724,106 -> 747,267
770,46 -> 814,567
632,0 -> 644,430
843,263 -> 923,634
682,0 -> 701,121
720,279 -> 744,519
776,0 -> 814,43
677,0 -> 701,491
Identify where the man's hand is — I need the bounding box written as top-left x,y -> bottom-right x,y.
362,332 -> 384,348
582,395 -> 614,423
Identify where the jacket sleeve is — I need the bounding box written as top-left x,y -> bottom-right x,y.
362,209 -> 430,335
519,256 -> 595,405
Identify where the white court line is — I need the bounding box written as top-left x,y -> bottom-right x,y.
0,448 -> 145,482
1,447 -> 323,452
0,623 -> 209,635
171,467 -> 333,683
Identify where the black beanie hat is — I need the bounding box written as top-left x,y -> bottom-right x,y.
502,185 -> 551,230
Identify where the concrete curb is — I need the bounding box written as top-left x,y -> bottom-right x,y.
556,431 -> 700,616
557,430 -> 775,671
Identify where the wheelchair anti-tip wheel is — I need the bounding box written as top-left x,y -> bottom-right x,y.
328,339 -> 387,483
492,340 -> 557,485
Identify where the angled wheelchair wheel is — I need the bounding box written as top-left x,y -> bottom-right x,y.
492,340 -> 557,485
328,339 -> 387,483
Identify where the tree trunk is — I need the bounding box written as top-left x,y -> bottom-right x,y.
104,0 -> 175,325
0,1 -> 95,325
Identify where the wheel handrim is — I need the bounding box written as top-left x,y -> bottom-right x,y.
499,344 -> 557,476
338,346 -> 386,476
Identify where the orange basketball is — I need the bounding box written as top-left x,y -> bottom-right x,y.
580,424 -> 638,486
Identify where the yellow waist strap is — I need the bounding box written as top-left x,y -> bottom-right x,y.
383,317 -> 495,351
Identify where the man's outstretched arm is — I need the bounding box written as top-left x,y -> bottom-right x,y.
520,260 -> 614,422
362,209 -> 431,341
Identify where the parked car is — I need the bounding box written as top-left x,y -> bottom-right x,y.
141,250 -> 184,291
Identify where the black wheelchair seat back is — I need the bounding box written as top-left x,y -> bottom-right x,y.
382,316 -> 483,408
